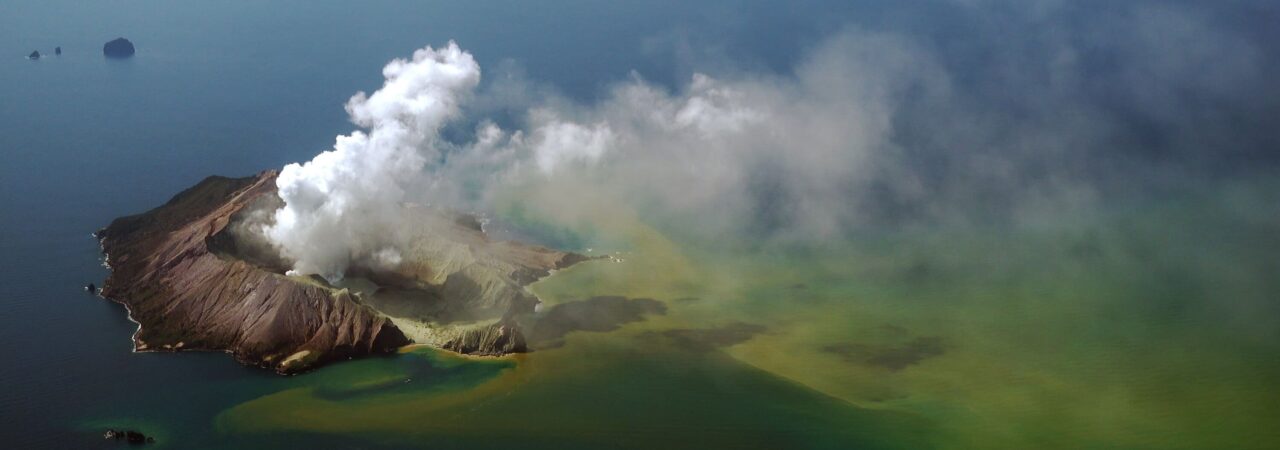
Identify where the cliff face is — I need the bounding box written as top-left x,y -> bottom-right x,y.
442,320 -> 527,356
98,171 -> 590,373
98,172 -> 409,374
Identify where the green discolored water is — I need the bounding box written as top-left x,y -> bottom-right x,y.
155,178 -> 1277,449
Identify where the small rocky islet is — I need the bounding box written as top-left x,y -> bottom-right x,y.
103,37 -> 135,58
102,429 -> 154,444
27,38 -> 132,60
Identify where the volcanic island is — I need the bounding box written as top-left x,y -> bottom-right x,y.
96,171 -> 589,374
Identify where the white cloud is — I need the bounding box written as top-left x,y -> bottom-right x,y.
260,2 -> 1271,279
265,41 -> 479,281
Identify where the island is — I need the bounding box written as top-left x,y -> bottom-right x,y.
97,171 -> 588,373
103,37 -> 135,58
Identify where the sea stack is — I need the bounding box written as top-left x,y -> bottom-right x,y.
103,37 -> 135,58
28,50 -> 40,60
55,46 -> 62,56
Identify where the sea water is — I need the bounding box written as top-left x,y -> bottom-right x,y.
2,1 -> 1278,448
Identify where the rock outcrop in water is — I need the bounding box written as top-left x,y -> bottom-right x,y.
103,38 -> 135,58
28,51 -> 40,60
103,429 -> 154,444
98,171 -> 588,373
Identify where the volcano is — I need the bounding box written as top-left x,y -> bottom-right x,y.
97,171 -> 587,373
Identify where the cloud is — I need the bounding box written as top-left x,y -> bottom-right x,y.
528,114 -> 614,174
429,28 -> 955,243
264,42 -> 479,281
261,1 -> 1276,280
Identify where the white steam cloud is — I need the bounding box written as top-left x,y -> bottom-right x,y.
266,36 -> 878,280
266,42 -> 479,281
264,2 -> 1269,281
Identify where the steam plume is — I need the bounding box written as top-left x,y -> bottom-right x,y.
266,42 -> 479,281
264,1 -> 1275,282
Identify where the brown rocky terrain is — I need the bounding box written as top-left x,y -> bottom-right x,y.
97,171 -> 588,373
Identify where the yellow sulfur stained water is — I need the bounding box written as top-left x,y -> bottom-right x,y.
214,189 -> 1280,449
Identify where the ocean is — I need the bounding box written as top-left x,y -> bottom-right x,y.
2,1 -> 1277,448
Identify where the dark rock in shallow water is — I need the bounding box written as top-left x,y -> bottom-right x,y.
125,430 -> 145,444
103,428 -> 153,444
528,296 -> 667,349
55,46 -> 62,55
645,322 -> 768,352
28,50 -> 40,60
85,283 -> 96,293
103,37 -> 135,58
823,335 -> 947,371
